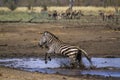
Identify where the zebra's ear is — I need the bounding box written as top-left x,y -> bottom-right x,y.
44,31 -> 48,35
44,31 -> 49,34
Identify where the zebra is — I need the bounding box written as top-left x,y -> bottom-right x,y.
38,31 -> 93,68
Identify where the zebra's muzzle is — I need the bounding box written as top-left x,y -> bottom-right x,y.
38,43 -> 43,48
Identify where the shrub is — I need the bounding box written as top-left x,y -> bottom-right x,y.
8,4 -> 17,11
6,0 -> 18,11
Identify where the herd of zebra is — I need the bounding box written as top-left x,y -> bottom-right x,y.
48,9 -> 84,20
47,9 -> 116,21
38,31 -> 93,68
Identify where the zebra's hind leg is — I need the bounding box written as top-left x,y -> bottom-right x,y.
76,51 -> 86,69
77,57 -> 86,69
78,60 -> 86,69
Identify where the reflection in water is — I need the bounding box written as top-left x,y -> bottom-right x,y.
0,57 -> 120,78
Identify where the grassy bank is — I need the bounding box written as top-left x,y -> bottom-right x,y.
0,6 -> 119,24
0,11 -> 49,22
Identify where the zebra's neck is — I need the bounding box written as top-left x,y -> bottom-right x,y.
46,38 -> 62,48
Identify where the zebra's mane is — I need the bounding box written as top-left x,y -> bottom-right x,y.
44,31 -> 59,40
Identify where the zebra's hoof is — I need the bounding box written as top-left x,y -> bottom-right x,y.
49,58 -> 51,61
48,56 -> 51,61
45,61 -> 47,64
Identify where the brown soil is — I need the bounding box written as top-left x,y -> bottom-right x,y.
0,23 -> 120,58
0,23 -> 120,80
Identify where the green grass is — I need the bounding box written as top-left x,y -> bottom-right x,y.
0,11 -> 49,22
0,11 -> 63,23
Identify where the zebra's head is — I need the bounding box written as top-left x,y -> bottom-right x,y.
38,31 -> 60,48
38,31 -> 48,48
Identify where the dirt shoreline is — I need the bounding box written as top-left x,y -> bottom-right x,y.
0,66 -> 93,80
0,66 -> 120,80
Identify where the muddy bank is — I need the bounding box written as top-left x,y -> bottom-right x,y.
0,67 -> 93,80
0,23 -> 120,58
0,67 -> 119,80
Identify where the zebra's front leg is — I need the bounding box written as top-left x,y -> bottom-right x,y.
48,55 -> 51,61
45,53 -> 48,64
45,48 -> 54,63
45,53 -> 52,64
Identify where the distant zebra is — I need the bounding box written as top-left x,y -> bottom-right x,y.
38,31 -> 93,68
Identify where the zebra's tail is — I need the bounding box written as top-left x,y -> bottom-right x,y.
79,48 -> 93,65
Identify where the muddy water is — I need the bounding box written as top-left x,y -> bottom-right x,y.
0,57 -> 120,78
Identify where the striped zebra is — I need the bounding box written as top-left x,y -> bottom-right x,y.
38,31 -> 92,68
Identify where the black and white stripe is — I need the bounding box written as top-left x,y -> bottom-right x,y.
38,31 -> 92,68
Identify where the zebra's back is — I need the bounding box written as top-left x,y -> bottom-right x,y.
55,43 -> 80,59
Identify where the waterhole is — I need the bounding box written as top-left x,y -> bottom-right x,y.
0,57 -> 120,78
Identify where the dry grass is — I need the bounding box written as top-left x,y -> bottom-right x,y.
0,6 -> 120,15
0,7 -> 10,11
15,7 -> 43,13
